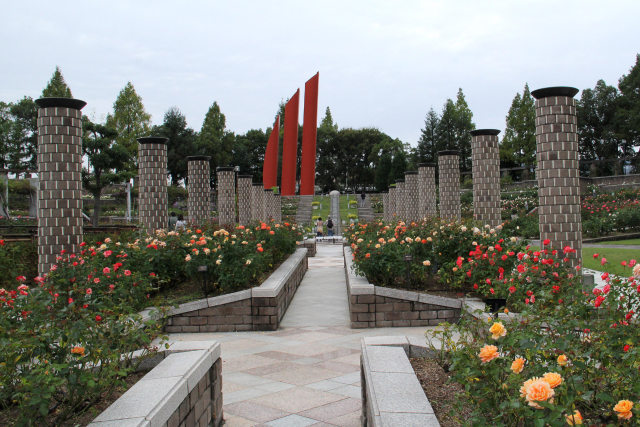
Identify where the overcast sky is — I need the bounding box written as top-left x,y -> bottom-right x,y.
2,1 -> 639,146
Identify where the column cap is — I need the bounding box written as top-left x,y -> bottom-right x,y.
404,171 -> 418,175
137,136 -> 169,145
187,155 -> 211,161
438,150 -> 459,156
36,97 -> 86,110
216,166 -> 235,172
395,179 -> 404,183
418,162 -> 436,168
531,86 -> 579,99
470,129 -> 500,136
264,188 -> 273,192
252,183 -> 263,186
238,174 -> 253,178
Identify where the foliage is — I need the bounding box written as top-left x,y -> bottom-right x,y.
500,83 -> 536,170
197,101 -> 233,184
153,107 -> 196,185
7,97 -> 38,171
615,53 -> 640,165
415,108 -> 440,164
40,66 -> 73,98
0,239 -> 37,288
581,188 -> 640,237
445,251 -> 640,425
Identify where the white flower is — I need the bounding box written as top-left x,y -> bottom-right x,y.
216,259 -> 222,265
423,260 -> 431,266
185,254 -> 191,262
246,259 -> 252,265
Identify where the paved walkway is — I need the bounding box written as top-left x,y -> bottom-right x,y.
168,245 -> 433,426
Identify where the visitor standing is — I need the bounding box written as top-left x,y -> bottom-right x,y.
168,212 -> 178,230
327,217 -> 334,236
175,214 -> 186,231
360,191 -> 366,207
316,217 -> 324,237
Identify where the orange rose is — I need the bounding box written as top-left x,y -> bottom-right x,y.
520,377 -> 538,398
542,372 -> 563,388
565,410 -> 583,425
511,357 -> 525,374
557,354 -> 568,367
523,378 -> 555,409
614,400 -> 633,420
489,322 -> 507,340
71,346 -> 85,357
478,344 -> 499,363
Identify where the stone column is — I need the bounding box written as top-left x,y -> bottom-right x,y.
237,175 -> 252,225
137,137 -> 169,232
263,189 -> 273,221
251,183 -> 262,222
382,191 -> 389,222
418,163 -> 437,219
532,86 -> 582,267
35,97 -> 86,275
187,156 -> 211,224
388,186 -> 397,221
216,167 -> 236,227
395,180 -> 405,221
404,171 -> 419,222
471,130 -> 501,228
273,193 -> 282,223
438,150 -> 461,221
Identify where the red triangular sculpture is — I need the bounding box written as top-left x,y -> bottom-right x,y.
263,116 -> 280,189
280,90 -> 300,196
300,72 -> 319,195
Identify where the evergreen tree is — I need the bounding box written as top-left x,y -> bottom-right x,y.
154,107 -> 196,185
416,108 -> 439,164
0,102 -> 12,169
197,101 -> 233,184
500,84 -> 536,172
616,54 -> 640,167
82,118 -> 130,225
374,152 -> 392,192
8,97 -> 38,172
436,99 -> 456,152
41,66 -> 73,98
316,107 -> 340,191
453,88 -> 475,171
106,82 -> 151,168
389,149 -> 408,182
233,129 -> 268,181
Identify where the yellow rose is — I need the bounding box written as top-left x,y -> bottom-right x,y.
542,372 -> 563,388
565,410 -> 583,425
423,260 -> 431,266
489,322 -> 507,340
478,345 -> 499,363
557,354 -> 569,367
614,400 -> 633,420
523,378 -> 555,409
511,357 -> 525,374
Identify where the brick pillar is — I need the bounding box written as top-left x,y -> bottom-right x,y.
137,137 -> 169,232
382,191 -> 389,222
394,180 -> 405,221
388,186 -> 397,221
237,175 -> 252,225
471,130 -> 501,228
187,156 -> 211,224
438,150 -> 461,221
273,193 -> 282,223
216,167 -> 236,227
532,86 -> 582,267
404,171 -> 419,222
35,97 -> 86,275
418,163 -> 437,219
251,183 -> 262,222
263,189 -> 273,220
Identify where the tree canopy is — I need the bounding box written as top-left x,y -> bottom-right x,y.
500,83 -> 536,171
41,66 -> 73,98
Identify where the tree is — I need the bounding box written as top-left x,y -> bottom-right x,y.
316,107 -> 340,191
436,99 -> 457,153
577,80 -> 621,175
615,54 -> 640,168
453,88 -> 475,171
8,97 -> 38,172
197,101 -> 233,184
154,107 -> 196,185
501,83 -> 536,172
41,66 -> 73,98
416,108 -> 440,164
106,82 -> 151,168
82,118 -> 130,225
0,102 -> 12,169
233,129 -> 268,181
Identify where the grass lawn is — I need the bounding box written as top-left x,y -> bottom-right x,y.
594,238 -> 640,246
340,194 -> 358,224
582,247 -> 639,276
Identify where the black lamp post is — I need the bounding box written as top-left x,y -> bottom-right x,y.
198,265 -> 209,298
404,254 -> 413,287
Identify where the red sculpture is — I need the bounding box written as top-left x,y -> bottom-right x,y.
280,90 -> 299,196
263,116 -> 280,189
300,72 -> 319,195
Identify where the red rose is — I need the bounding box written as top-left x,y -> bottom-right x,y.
95,315 -> 102,322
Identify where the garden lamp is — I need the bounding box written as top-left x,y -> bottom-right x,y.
197,265 -> 209,298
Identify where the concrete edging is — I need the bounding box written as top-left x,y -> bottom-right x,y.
90,341 -> 223,427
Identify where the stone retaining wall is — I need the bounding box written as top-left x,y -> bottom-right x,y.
165,248 -> 308,332
90,341 -> 223,427
344,247 -> 461,328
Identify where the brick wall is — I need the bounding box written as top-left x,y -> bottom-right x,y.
382,192 -> 389,222
251,183 -> 263,222
216,167 -> 236,227
237,175 -> 252,225
438,151 -> 461,221
418,163 -> 437,220
273,194 -> 282,223
532,86 -> 582,267
387,186 -> 396,221
35,98 -> 86,275
187,156 -> 211,224
471,130 -> 501,228
138,137 -> 169,232
404,171 -> 419,222
395,180 -> 405,221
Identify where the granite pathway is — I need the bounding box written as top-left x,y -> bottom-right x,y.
168,244 -> 434,426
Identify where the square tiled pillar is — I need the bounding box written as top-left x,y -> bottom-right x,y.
395,180 -> 405,221
35,97 -> 86,275
187,156 -> 211,225
382,191 -> 389,222
216,167 -> 236,227
388,186 -> 397,222
251,183 -> 263,222
273,193 -> 282,223
418,163 -> 437,219
404,171 -> 419,223
532,86 -> 582,267
438,150 -> 461,221
471,130 -> 501,228
263,189 -> 273,221
137,137 -> 169,233
237,175 -> 252,225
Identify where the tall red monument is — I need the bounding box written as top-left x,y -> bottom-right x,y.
280,90 -> 300,196
300,72 -> 319,195
262,116 -> 280,189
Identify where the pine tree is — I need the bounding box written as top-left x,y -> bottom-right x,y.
41,66 -> 73,98
616,54 -> 640,165
453,88 -> 475,172
155,107 -> 196,185
500,84 -> 536,173
436,99 -> 456,152
416,108 -> 439,164
197,101 -> 233,184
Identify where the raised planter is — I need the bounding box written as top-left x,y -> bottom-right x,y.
300,237 -> 316,257
360,336 -> 438,426
164,248 -> 308,332
343,247 -> 462,328
90,341 -> 223,427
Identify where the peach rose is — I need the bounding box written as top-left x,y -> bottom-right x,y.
511,357 -> 525,374
542,372 -> 563,388
557,354 -> 568,367
478,344 -> 499,363
523,378 -> 555,409
489,322 -> 507,340
565,410 -> 583,425
614,400 -> 633,420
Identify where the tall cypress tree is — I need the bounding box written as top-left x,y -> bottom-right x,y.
197,101 -> 233,184
416,108 -> 440,164
453,88 -> 475,171
41,66 -> 73,98
500,84 -> 536,173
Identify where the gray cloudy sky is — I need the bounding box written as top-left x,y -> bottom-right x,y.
2,1 -> 639,145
